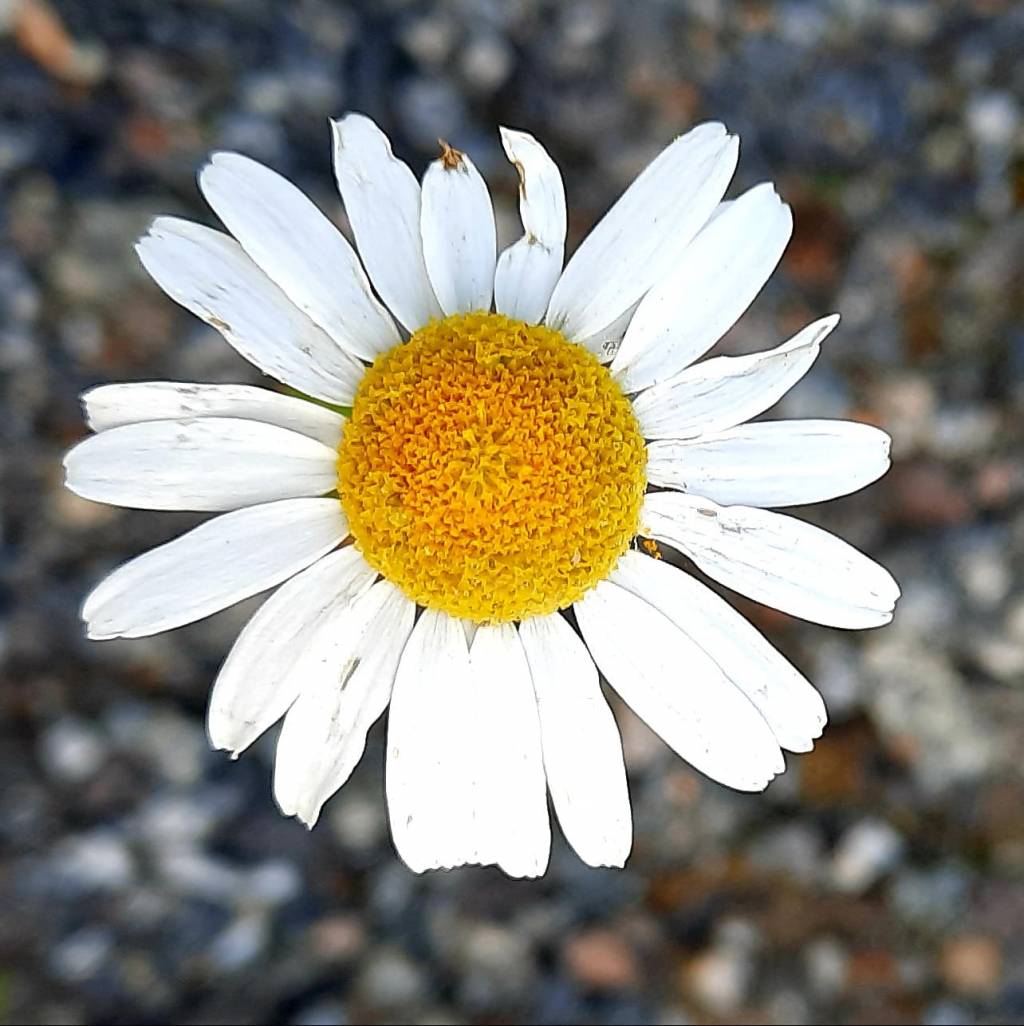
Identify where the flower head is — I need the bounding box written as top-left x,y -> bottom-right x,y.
64,115 -> 898,876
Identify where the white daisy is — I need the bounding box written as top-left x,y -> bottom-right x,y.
64,115 -> 899,877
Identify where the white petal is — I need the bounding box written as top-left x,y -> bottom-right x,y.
612,183 -> 793,391
493,127 -> 566,323
610,551 -> 826,753
331,114 -> 442,332
207,546 -> 377,755
577,301 -> 640,363
466,623 -> 551,878
646,420 -> 892,507
64,418 -> 337,512
632,314 -> 839,440
136,219 -> 364,405
704,198 -> 735,226
575,579 -> 784,791
642,491 -> 901,629
386,613 -> 550,877
83,498 -> 348,640
82,382 -> 345,448
199,152 -> 399,361
420,145 -> 497,314
546,124 -> 738,349
386,609 -> 476,873
519,613 -> 631,868
273,580 -> 415,825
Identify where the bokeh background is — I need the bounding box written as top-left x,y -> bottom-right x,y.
2,1 -> 1023,1023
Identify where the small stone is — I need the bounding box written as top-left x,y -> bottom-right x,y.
356,947 -> 427,1010
135,793 -> 219,849
156,850 -> 243,904
395,79 -> 468,152
766,988 -> 811,1026
450,920 -> 536,1000
884,571 -> 959,642
940,935 -> 1002,997
890,865 -> 970,929
459,34 -> 514,95
970,633 -> 1024,682
367,864 -> 418,926
830,818 -> 904,893
289,1000 -> 347,1026
38,718 -> 105,783
890,462 -> 972,528
809,638 -> 865,719
106,705 -> 206,786
930,406 -> 1000,460
208,913 -> 269,973
564,928 -> 639,991
329,793 -> 386,851
49,926 -> 114,982
682,946 -> 752,1017
804,937 -> 849,999
847,948 -> 899,990
399,14 -> 458,66
1006,597 -> 1024,643
974,459 -> 1024,509
924,1002 -> 976,1026
800,721 -> 874,805
245,859 -> 301,909
308,915 -> 365,964
870,375 -> 935,457
884,0 -> 938,44
560,1 -> 613,48
52,830 -> 134,892
966,92 -> 1019,149
749,822 -> 825,883
956,534 -> 1012,610
864,637 -> 994,791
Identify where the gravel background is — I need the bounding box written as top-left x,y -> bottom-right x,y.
2,1 -> 1023,1024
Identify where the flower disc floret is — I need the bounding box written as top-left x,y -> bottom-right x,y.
338,312 -> 647,623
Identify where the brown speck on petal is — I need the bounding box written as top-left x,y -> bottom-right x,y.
438,138 -> 465,171
512,157 -> 526,194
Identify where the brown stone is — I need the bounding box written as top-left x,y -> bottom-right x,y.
563,928 -> 639,991
940,935 -> 1003,996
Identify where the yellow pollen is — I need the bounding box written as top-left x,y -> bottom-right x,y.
337,311 -> 647,623
641,537 -> 662,560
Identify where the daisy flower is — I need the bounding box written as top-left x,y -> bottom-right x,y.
64,115 -> 899,877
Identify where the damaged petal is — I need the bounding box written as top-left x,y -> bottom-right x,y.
438,138 -> 465,171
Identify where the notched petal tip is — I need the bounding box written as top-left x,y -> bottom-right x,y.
581,842 -> 632,870
195,157 -> 217,191
84,623 -> 115,642
875,428 -> 894,468
329,112 -> 360,135
687,120 -> 729,141
140,216 -> 189,244
332,111 -> 391,156
207,149 -> 245,168
78,389 -> 100,430
205,720 -> 243,759
283,800 -> 320,830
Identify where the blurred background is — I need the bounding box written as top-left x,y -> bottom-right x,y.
2,0 -> 1023,1023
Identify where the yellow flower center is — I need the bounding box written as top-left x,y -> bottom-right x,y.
337,312 -> 647,623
